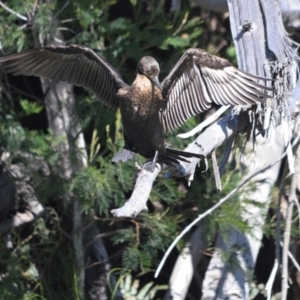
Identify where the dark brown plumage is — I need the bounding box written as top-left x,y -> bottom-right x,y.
0,45 -> 273,171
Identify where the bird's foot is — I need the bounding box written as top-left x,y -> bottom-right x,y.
143,161 -> 157,172
143,151 -> 159,172
112,149 -> 136,163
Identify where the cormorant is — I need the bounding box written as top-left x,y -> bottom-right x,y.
0,45 -> 272,171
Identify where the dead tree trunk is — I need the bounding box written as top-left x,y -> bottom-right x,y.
40,57 -> 122,300
201,0 -> 297,299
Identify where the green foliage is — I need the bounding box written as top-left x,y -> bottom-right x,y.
70,161 -> 135,216
118,272 -> 168,300
150,178 -> 183,205
226,45 -> 237,64
0,217 -> 59,299
28,131 -> 59,165
0,118 -> 26,153
249,282 -> 282,300
111,228 -> 135,246
20,100 -> 43,116
122,247 -> 140,272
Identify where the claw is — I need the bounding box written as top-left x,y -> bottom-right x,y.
143,151 -> 159,172
143,161 -> 157,172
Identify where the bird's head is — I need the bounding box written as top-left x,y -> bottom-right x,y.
137,56 -> 161,89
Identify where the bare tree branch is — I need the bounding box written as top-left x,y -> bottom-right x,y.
281,143 -> 300,300
0,158 -> 49,235
266,260 -> 280,300
0,200 -> 45,234
163,226 -> 208,299
0,1 -> 28,21
281,241 -> 300,273
211,149 -> 221,191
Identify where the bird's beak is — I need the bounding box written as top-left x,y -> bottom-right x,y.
151,76 -> 162,90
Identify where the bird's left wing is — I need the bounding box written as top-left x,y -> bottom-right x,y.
0,44 -> 128,108
160,48 -> 273,132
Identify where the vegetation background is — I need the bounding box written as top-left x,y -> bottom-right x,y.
0,0 -> 299,299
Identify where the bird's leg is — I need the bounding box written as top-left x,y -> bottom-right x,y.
144,151 -> 159,172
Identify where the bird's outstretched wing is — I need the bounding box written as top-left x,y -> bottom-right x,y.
0,44 -> 128,108
160,48 -> 273,132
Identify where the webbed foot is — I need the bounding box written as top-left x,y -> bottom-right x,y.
112,149 -> 136,163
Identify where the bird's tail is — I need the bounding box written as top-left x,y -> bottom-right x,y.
159,147 -> 204,166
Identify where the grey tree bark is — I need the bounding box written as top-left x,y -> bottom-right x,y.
39,57 -> 122,299
190,0 -> 300,36
201,0 -> 297,299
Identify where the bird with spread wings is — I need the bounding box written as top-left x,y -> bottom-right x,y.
0,45 -> 272,172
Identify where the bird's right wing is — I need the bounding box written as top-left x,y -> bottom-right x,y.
0,44 -> 128,108
160,48 -> 273,132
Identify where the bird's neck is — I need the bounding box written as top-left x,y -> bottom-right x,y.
131,74 -> 163,101
132,73 -> 153,90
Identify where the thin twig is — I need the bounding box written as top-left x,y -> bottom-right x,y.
280,241 -> 300,273
265,242 -> 300,300
265,260 -> 279,300
0,1 -> 28,21
281,200 -> 295,300
219,135 -> 234,176
57,27 -> 77,34
85,249 -> 124,270
84,229 -> 127,249
54,0 -> 70,18
211,149 -> 222,191
8,84 -> 44,103
61,18 -> 79,24
275,162 -> 288,283
295,198 -> 300,228
281,144 -> 300,300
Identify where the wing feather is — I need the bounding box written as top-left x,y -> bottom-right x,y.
160,48 -> 273,132
202,69 -> 226,106
0,44 -> 128,108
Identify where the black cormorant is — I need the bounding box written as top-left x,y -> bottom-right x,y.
0,45 -> 272,171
